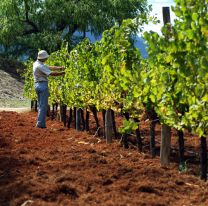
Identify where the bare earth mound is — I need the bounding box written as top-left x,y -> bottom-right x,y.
0,69 -> 29,108
0,69 -> 24,100
0,111 -> 208,206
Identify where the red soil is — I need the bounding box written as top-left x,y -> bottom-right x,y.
0,111 -> 207,206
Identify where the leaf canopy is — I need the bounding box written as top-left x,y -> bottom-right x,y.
0,0 -> 148,57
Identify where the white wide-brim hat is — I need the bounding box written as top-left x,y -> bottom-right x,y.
37,50 -> 49,60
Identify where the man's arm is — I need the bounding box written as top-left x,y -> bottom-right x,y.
49,66 -> 64,71
50,71 -> 65,76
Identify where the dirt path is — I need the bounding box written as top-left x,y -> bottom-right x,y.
0,107 -> 30,113
0,111 -> 208,206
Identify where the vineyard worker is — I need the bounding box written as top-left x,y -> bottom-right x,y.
33,50 -> 65,128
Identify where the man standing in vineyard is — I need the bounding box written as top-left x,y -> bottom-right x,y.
33,50 -> 65,128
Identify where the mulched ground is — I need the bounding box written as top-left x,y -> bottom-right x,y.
0,111 -> 208,206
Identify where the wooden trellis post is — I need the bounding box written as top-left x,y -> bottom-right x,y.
160,7 -> 172,166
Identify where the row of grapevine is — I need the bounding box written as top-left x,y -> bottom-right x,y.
23,0 -> 208,180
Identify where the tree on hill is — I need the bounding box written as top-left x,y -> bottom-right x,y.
0,0 -> 148,58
